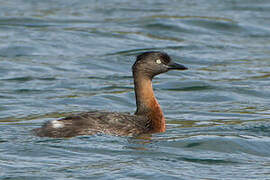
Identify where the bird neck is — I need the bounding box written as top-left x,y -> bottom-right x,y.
133,72 -> 165,133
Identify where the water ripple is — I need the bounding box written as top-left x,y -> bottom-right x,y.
1,0 -> 270,179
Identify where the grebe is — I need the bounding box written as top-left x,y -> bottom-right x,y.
34,51 -> 187,138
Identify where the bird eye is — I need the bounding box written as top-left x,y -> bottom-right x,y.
156,59 -> 162,64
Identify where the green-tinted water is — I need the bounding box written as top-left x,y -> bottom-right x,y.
0,0 -> 270,179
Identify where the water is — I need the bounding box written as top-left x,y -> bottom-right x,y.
1,0 -> 270,179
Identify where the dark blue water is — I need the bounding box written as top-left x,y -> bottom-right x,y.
1,0 -> 270,179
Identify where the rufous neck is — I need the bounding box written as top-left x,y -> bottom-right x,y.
133,72 -> 165,132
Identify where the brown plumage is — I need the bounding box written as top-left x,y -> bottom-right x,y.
33,51 -> 187,138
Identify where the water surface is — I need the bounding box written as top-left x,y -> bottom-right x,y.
1,0 -> 270,179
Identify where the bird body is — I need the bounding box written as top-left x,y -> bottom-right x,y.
34,51 -> 187,138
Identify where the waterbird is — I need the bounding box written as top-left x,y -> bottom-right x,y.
34,51 -> 188,138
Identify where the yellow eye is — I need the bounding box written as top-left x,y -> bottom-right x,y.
156,59 -> 161,64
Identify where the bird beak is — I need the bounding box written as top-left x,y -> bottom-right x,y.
167,61 -> 188,70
